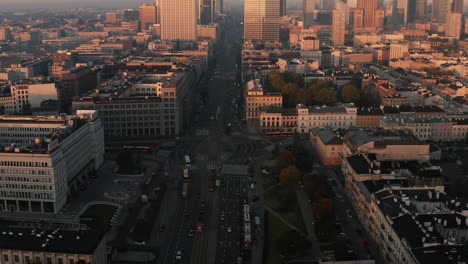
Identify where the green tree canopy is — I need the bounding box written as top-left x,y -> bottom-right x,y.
280,165 -> 300,186
275,151 -> 294,171
340,84 -> 361,104
276,230 -> 310,259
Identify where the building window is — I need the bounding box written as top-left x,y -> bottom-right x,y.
58,259 -> 64,264
14,255 -> 19,262
3,255 -> 8,262
47,257 -> 52,264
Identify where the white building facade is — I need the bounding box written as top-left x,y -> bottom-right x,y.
297,103 -> 357,133
0,110 -> 104,213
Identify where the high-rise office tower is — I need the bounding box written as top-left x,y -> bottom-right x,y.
160,0 -> 197,41
332,1 -> 346,45
304,0 -> 318,28
244,0 -> 280,41
433,0 -> 450,23
214,0 -> 223,15
352,8 -> 364,30
415,0 -> 427,20
374,8 -> 385,29
201,0 -> 214,24
452,0 -> 464,13
446,11 -> 462,39
105,12 -> 117,24
393,0 -> 408,25
323,0 -> 336,11
280,0 -> 287,16
124,9 -> 140,22
348,0 -> 358,8
357,0 -> 378,28
140,4 -> 157,30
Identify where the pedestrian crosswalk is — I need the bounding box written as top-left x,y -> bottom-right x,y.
196,153 -> 207,161
195,129 -> 209,136
207,161 -> 217,170
221,164 -> 249,176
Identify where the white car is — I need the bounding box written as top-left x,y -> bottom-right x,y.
227,227 -> 232,233
176,251 -> 182,260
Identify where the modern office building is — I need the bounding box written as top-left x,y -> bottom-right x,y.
322,0 -> 336,11
280,0 -> 287,16
105,12 -> 117,24
357,0 -> 378,28
303,0 -> 318,28
433,0 -> 450,23
415,0 -> 427,20
452,0 -> 464,13
72,59 -> 201,139
0,111 -> 104,214
124,9 -> 140,22
139,4 -> 157,30
332,1 -> 346,45
446,11 -> 462,39
200,0 -> 214,24
244,0 -> 280,41
159,0 -> 198,41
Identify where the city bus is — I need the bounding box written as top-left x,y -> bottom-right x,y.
243,205 -> 250,223
244,223 -> 251,249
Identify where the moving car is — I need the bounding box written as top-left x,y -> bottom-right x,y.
176,251 -> 182,260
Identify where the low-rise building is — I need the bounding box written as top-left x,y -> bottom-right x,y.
296,103 -> 357,133
259,107 -> 297,136
0,227 -> 107,264
356,107 -> 384,128
309,128 -> 343,165
245,79 -> 282,124
451,118 -> 468,141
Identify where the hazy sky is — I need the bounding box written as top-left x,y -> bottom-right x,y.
0,0 -> 305,11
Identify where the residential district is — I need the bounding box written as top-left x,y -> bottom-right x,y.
0,0 -> 468,263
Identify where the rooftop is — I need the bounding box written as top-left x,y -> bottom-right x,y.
0,227 -> 104,254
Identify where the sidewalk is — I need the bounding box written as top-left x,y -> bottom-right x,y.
296,188 -> 321,261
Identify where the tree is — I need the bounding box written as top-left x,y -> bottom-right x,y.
313,87 -> 337,105
340,84 -> 361,104
276,230 -> 310,259
117,151 -> 137,174
275,151 -> 294,171
280,165 -> 300,186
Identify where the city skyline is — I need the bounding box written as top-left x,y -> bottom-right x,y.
1,0 -> 468,263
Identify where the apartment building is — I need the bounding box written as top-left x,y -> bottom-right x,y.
351,184 -> 468,264
0,110 -> 104,213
